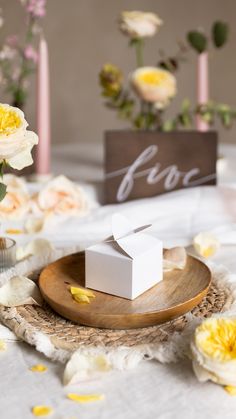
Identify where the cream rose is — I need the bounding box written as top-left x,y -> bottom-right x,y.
0,174 -> 30,219
0,103 -> 38,170
191,318 -> 236,387
131,67 -> 177,106
35,175 -> 88,216
119,11 -> 162,38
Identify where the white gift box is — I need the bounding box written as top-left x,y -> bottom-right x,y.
85,214 -> 163,300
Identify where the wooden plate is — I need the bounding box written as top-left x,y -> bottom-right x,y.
39,252 -> 211,329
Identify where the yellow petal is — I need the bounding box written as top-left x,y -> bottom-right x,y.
5,229 -> 23,235
73,294 -> 90,304
30,364 -> 48,373
32,406 -> 53,416
0,339 -> 7,351
70,286 -> 95,298
67,393 -> 105,403
225,386 -> 236,396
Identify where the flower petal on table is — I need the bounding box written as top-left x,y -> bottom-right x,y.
16,238 -> 54,261
24,217 -> 45,234
70,286 -> 95,298
5,229 -> 23,235
63,350 -> 111,385
67,393 -> 105,403
30,364 -> 48,373
73,294 -> 91,304
193,232 -> 220,258
0,276 -> 43,307
163,246 -> 187,271
225,386 -> 236,396
0,339 -> 7,351
32,406 -> 53,417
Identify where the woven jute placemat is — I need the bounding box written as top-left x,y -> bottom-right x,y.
0,268 -> 232,356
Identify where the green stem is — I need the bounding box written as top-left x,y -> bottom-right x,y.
135,39 -> 144,67
156,110 -> 163,131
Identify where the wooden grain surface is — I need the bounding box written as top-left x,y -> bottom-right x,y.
39,252 -> 211,329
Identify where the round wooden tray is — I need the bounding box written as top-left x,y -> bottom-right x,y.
39,252 -> 211,329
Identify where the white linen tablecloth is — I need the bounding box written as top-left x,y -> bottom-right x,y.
1,143 -> 236,419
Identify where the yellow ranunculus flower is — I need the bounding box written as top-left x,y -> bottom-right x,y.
191,318 -> 236,387
0,104 -> 38,170
131,67 -> 176,106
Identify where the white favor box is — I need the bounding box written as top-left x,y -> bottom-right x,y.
85,214 -> 163,300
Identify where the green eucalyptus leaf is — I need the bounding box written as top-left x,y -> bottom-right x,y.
202,112 -> 213,124
162,119 -> 177,132
212,21 -> 229,48
187,31 -> 207,53
134,113 -> 146,129
0,183 -> 7,202
221,112 -> 232,128
181,98 -> 191,113
0,162 -> 4,178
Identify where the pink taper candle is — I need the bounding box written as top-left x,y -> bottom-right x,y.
35,37 -> 51,175
196,52 -> 209,132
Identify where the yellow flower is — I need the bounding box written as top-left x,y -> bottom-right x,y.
195,318 -> 236,362
99,63 -> 123,97
193,232 -> 220,258
0,104 -> 38,170
0,105 -> 21,135
131,67 -> 176,106
119,11 -> 162,39
191,318 -> 236,387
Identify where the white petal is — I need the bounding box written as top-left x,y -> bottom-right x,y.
24,218 -> 44,234
16,238 -> 54,261
63,347 -> 143,385
8,147 -> 33,170
63,351 -> 111,385
7,131 -> 38,170
163,247 -> 187,271
192,360 -> 213,383
0,276 -> 43,307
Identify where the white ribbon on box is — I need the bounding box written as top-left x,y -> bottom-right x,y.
106,213 -> 159,258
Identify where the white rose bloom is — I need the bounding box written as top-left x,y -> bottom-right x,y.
0,104 -> 38,170
35,175 -> 88,216
131,67 -> 176,105
119,11 -> 162,38
0,174 -> 30,219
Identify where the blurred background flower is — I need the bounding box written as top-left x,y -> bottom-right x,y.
119,11 -> 162,39
0,0 -> 47,109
